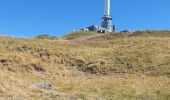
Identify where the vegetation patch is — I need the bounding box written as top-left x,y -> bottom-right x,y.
0,30 -> 170,99
63,31 -> 100,40
35,34 -> 59,39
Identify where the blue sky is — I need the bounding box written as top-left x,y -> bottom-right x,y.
0,0 -> 169,37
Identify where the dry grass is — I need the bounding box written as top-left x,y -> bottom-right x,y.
63,31 -> 101,40
0,31 -> 170,99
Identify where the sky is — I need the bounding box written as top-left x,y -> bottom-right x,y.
0,0 -> 169,37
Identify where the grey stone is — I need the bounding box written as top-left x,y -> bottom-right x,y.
32,83 -> 53,89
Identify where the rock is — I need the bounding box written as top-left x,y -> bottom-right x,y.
31,64 -> 46,72
32,83 -> 53,89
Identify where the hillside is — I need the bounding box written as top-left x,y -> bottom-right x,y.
0,30 -> 170,100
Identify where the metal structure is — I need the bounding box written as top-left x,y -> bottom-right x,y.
101,0 -> 113,32
81,0 -> 115,33
102,0 -> 115,32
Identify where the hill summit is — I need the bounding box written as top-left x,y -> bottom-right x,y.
0,30 -> 170,99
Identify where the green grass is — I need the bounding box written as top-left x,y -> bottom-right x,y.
35,34 -> 59,39
131,30 -> 170,37
63,31 -> 100,40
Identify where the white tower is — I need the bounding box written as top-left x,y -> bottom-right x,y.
105,0 -> 110,16
101,0 -> 113,32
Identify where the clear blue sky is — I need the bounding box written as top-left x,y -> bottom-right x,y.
0,0 -> 169,37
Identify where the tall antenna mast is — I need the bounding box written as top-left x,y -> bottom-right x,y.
101,0 -> 113,32
105,0 -> 110,16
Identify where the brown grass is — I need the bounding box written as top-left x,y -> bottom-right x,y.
0,31 -> 170,99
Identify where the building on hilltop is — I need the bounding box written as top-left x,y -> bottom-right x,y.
81,0 -> 116,33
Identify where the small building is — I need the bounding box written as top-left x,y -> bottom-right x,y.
81,25 -> 112,33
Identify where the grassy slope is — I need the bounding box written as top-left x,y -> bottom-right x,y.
63,31 -> 101,40
0,31 -> 170,100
